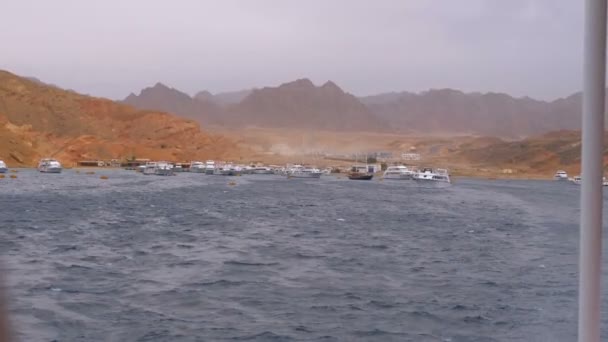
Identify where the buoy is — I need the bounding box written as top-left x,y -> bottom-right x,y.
228,181 -> 236,186
0,175 -> 4,179
10,170 -> 18,173
100,176 -> 108,180
86,171 -> 95,175
10,175 -> 17,179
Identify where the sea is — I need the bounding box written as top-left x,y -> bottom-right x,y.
0,169 -> 605,341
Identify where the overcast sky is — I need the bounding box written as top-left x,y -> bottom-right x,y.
1,0 -> 582,100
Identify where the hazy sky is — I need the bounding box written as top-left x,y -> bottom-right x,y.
1,0 -> 582,100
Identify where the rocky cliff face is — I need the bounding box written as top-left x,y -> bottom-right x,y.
0,70 -> 241,166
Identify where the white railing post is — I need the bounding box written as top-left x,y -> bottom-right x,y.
579,0 -> 607,341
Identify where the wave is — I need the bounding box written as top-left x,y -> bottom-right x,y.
223,260 -> 279,266
187,279 -> 246,287
230,331 -> 293,341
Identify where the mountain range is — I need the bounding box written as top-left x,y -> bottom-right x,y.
0,70 -> 241,165
124,79 -> 585,138
0,68 -> 603,175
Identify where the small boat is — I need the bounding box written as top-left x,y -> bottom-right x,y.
0,160 -> 7,173
348,172 -> 373,180
252,166 -> 274,174
383,165 -> 415,180
287,165 -> 322,178
554,170 -> 569,181
142,161 -> 174,176
213,163 -> 241,176
413,167 -> 451,184
348,165 -> 374,180
37,158 -> 62,173
321,167 -> 333,175
172,163 -> 189,172
240,165 -> 254,174
190,161 -> 206,173
571,176 -> 608,186
205,160 -> 215,175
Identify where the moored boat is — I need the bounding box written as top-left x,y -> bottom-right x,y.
554,170 -> 569,181
37,158 -> 62,173
413,167 -> 451,184
213,163 -> 241,176
252,166 -> 274,174
142,161 -> 174,176
571,175 -> 608,186
0,160 -> 7,173
348,165 -> 374,180
287,165 -> 322,178
205,160 -> 215,175
383,165 -> 415,180
190,161 -> 206,173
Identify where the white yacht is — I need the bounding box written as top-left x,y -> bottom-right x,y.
554,170 -> 569,181
413,167 -> 451,184
240,165 -> 254,174
205,160 -> 216,175
37,158 -> 62,173
287,165 -> 322,178
190,161 -> 206,173
383,165 -> 415,180
252,166 -> 274,174
142,161 -> 174,176
213,163 -> 241,176
0,160 -> 7,173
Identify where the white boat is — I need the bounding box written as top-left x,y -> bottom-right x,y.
383,165 -> 415,180
413,167 -> 451,183
287,165 -> 322,178
37,158 -> 62,173
213,163 -> 241,176
240,165 -> 254,174
0,160 -> 7,173
571,176 -> 608,186
142,161 -> 174,176
205,160 -> 215,175
554,170 -> 569,181
252,166 -> 274,174
190,161 -> 206,173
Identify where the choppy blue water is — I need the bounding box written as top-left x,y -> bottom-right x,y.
0,170 -> 605,341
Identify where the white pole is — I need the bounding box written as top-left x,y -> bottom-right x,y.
579,0 -> 606,340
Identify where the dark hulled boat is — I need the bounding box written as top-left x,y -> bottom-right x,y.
348,172 -> 374,180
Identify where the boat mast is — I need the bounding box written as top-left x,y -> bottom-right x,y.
579,0 -> 606,341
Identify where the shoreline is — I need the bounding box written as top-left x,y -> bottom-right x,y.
6,166 -> 561,181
